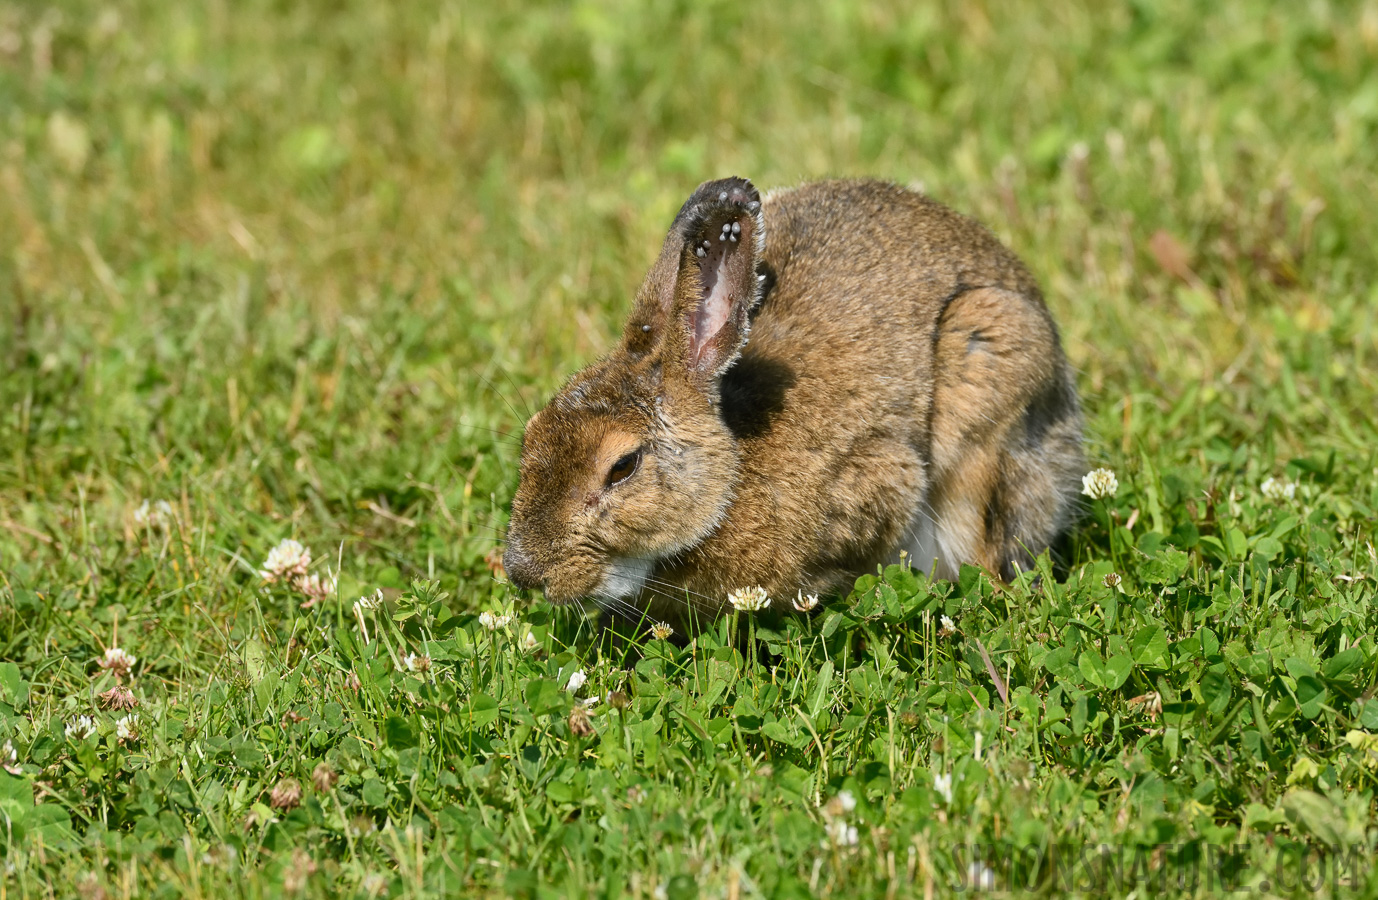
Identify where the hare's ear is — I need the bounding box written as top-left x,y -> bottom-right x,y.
622,177 -> 765,382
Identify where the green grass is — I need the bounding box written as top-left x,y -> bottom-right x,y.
3,0 -> 1378,896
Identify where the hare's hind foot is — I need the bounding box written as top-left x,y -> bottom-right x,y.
925,286 -> 1084,579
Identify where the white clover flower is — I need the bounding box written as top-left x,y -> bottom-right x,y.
567,704 -> 594,737
520,630 -> 540,652
352,589 -> 382,645
478,611 -> 512,631
98,684 -> 138,710
353,588 -> 383,614
727,586 -> 770,612
294,571 -> 337,606
581,696 -> 600,709
823,790 -> 857,819
792,591 -> 820,612
650,622 -> 674,640
1081,468 -> 1119,499
934,772 -> 953,804
2,740 -> 19,775
97,647 -> 137,679
937,615 -> 957,639
116,714 -> 139,743
967,860 -> 996,891
132,499 -> 174,530
401,653 -> 432,674
65,715 -> 96,741
1261,476 -> 1297,502
824,819 -> 859,846
260,539 -> 311,582
1103,572 -> 1122,590
269,777 -> 303,811
565,669 -> 587,693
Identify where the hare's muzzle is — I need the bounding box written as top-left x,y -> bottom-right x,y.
502,541 -> 541,592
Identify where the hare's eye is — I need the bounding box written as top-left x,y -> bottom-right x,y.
606,450 -> 641,487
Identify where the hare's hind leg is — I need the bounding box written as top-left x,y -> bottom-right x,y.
924,287 -> 1084,580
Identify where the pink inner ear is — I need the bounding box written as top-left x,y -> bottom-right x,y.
692,252 -> 733,363
688,215 -> 750,367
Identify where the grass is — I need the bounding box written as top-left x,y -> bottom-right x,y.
2,0 -> 1378,896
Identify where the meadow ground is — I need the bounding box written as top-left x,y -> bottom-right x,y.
2,1 -> 1378,896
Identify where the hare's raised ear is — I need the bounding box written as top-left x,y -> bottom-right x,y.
621,177 -> 765,382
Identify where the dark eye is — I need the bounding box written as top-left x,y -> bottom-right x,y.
606,450 -> 641,487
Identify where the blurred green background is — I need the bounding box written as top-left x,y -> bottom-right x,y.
2,1 -> 1377,896
5,0 -> 1375,566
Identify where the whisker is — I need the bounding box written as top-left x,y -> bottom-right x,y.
909,503 -> 939,528
605,598 -> 653,628
616,582 -> 687,615
590,591 -> 654,628
569,599 -> 597,644
645,586 -> 719,620
453,421 -> 523,447
478,374 -> 532,431
640,575 -> 721,609
608,583 -> 724,624
598,580 -> 712,629
497,366 -> 535,419
594,564 -> 720,616
598,561 -> 721,607
632,580 -> 722,620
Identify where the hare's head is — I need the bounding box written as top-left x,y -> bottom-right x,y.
504,177 -> 765,607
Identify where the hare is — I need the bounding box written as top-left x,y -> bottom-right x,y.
503,177 -> 1083,628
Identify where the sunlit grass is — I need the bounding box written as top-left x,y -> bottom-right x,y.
2,0 -> 1377,896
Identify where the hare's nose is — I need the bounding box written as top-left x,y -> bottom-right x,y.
502,542 -> 540,591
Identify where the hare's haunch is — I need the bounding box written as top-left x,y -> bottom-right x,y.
505,178 -> 1084,629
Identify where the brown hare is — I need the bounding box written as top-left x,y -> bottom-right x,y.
503,177 -> 1084,629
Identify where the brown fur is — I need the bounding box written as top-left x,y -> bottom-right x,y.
504,178 -> 1083,629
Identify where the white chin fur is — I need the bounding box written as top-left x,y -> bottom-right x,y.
597,556 -> 654,601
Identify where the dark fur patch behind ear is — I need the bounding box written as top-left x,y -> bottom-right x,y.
720,353 -> 796,439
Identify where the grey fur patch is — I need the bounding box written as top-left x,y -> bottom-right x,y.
903,502 -> 943,577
